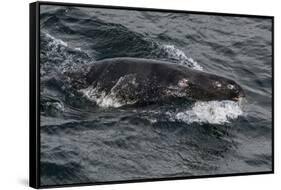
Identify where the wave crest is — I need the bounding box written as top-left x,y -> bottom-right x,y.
161,44 -> 203,71
45,33 -> 68,47
40,32 -> 93,76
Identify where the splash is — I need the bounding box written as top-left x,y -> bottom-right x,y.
79,74 -> 138,108
41,32 -> 93,75
46,33 -> 68,47
80,87 -> 123,108
174,100 -> 243,124
161,44 -> 203,71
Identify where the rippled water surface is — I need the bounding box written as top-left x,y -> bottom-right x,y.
39,5 -> 273,186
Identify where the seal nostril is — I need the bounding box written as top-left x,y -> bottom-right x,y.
239,90 -> 245,98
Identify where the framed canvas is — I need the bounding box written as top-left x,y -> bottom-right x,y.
29,1 -> 274,188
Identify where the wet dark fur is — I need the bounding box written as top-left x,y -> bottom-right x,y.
74,57 -> 245,104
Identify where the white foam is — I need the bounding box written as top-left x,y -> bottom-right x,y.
46,33 -> 68,47
79,75 -> 138,108
45,33 -> 86,53
174,100 -> 243,124
79,86 -> 123,108
42,32 -> 93,76
161,44 -> 203,71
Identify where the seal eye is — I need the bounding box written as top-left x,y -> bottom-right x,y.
178,78 -> 189,88
227,84 -> 235,90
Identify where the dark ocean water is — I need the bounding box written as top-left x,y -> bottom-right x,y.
39,5 -> 273,186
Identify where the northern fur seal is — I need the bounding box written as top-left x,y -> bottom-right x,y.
68,57 -> 245,107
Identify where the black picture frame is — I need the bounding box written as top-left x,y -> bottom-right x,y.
30,1 -> 274,188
